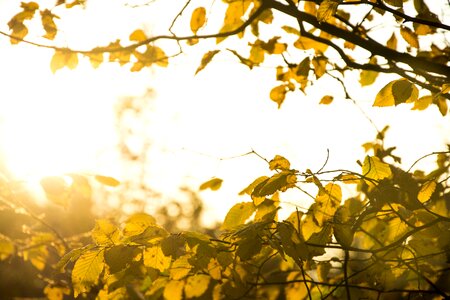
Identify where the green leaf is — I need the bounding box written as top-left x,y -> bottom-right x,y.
92,219 -> 120,246
199,178 -> 223,191
184,274 -> 210,298
195,50 -> 220,75
362,156 -> 392,181
221,202 -> 255,230
72,249 -> 105,298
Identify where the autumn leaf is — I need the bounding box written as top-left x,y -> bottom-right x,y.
44,285 -> 70,300
123,212 -> 156,236
185,274 -> 210,298
143,246 -> 171,272
195,50 -> 220,75
199,178 -> 223,191
163,280 -> 184,300
360,57 -> 379,86
239,176 -> 269,196
412,95 -> 433,110
221,202 -> 255,230
50,49 -> 78,73
319,95 -> 333,104
270,84 -> 288,108
269,155 -> 291,171
384,0 -> 403,7
373,79 -> 418,107
400,26 -> 419,48
386,32 -> 397,50
94,175 -> 120,187
0,235 -> 14,260
72,249 -> 104,297
317,0 -> 340,22
91,219 -> 120,246
129,29 -> 147,42
190,7 -> 206,34
40,9 -> 58,40
418,180 -> 436,203
362,156 -> 392,181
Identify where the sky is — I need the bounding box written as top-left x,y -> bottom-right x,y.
0,0 -> 449,225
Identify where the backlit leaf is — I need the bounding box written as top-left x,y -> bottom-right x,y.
412,95 -> 433,110
383,0 -> 402,7
253,171 -> 297,196
317,0 -> 339,22
129,29 -> 147,42
418,180 -> 436,203
50,49 -> 78,73
199,178 -> 223,191
239,176 -> 269,196
190,7 -> 206,34
185,274 -> 210,298
123,212 -> 156,236
435,95 -> 448,116
164,280 -> 184,300
319,95 -> 333,104
314,183 -> 342,226
362,156 -> 392,181
0,235 -> 14,260
359,57 -> 379,86
72,249 -> 104,297
40,9 -> 58,40
442,83 -> 450,94
270,85 -> 287,108
373,79 -> 418,107
44,285 -> 70,300
285,272 -> 310,299
317,261 -> 331,281
221,202 -> 255,230
312,56 -> 327,78
269,155 -> 291,171
400,26 -> 419,48
386,32 -> 397,50
95,175 -> 120,187
294,34 -> 328,53
143,246 -> 171,272
104,245 -> 137,273
195,50 -> 220,75
92,219 -> 120,246
170,256 -> 192,280
85,50 -> 103,68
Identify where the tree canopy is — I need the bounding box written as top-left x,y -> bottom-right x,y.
0,0 -> 450,299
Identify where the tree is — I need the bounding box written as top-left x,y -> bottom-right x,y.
0,0 -> 449,299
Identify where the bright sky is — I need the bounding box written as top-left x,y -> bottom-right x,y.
0,0 -> 449,225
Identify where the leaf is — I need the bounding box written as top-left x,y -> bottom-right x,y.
253,171 -> 297,197
195,50 -> 220,75
317,0 -> 339,22
239,176 -> 269,196
333,207 -> 354,248
221,202 -> 255,230
442,83 -> 450,94
170,256 -> 192,280
129,29 -> 147,42
92,219 -> 120,246
199,178 -> 223,191
270,84 -> 288,108
277,222 -> 309,261
185,274 -> 210,298
412,95 -> 433,110
40,176 -> 69,207
362,156 -> 392,181
123,213 -> 156,236
285,272 -> 310,299
282,25 -> 300,35
400,26 -> 419,48
164,280 -> 185,300
373,79 -> 418,107
104,245 -> 137,273
317,261 -> 331,281
44,285 -> 70,300
190,7 -> 206,34
161,235 -> 186,259
386,32 -> 397,50
72,249 -> 104,298
359,57 -> 379,86
40,9 -> 58,40
85,50 -> 103,68
313,183 -> 342,226
56,246 -> 90,272
294,35 -> 328,53
216,1 -> 251,43
312,56 -> 327,78
319,95 -> 333,104
107,40 -> 131,65
269,155 -> 291,171
95,175 -> 120,187
50,49 -> 78,73
418,180 -> 436,203
143,246 -> 171,272
0,235 -> 14,260
435,95 -> 448,116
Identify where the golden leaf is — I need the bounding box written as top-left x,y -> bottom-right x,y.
123,213 -> 156,236
143,246 -> 171,272
317,0 -> 339,22
163,280 -> 184,300
185,274 -> 210,298
319,95 -> 333,104
91,219 -> 120,246
190,7 -> 206,34
95,175 -> 120,187
50,50 -> 78,73
412,95 -> 433,110
72,249 -> 104,297
199,178 -> 223,191
359,57 -> 379,86
221,202 -> 255,230
312,56 -> 327,78
418,180 -> 436,203
195,50 -> 220,75
373,79 -> 418,107
400,26 -> 419,48
362,156 -> 392,181
269,155 -> 291,171
270,84 -> 287,108
129,29 -> 147,42
40,9 -> 58,40
386,33 -> 397,51
44,285 -> 70,300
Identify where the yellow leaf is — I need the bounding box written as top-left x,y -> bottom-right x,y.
216,1 -> 251,43
373,79 -> 418,107
72,249 -> 104,298
269,155 -> 291,171
285,272 -> 310,299
359,57 -> 379,86
412,95 -> 433,110
195,50 -> 220,75
40,9 -> 58,40
441,83 -> 450,94
170,256 -> 192,280
190,7 -> 206,34
199,178 -> 223,191
418,180 -> 436,203
85,50 -> 103,68
95,175 -> 120,187
314,183 -> 342,226
400,26 -> 419,48
319,95 -> 333,104
362,156 -> 392,181
386,32 -> 397,50
435,95 -> 448,116
312,56 -> 327,78
317,0 -> 339,22
207,258 -> 222,280
294,34 -> 328,53
107,40 -> 131,65
185,274 -> 210,298
91,219 -> 120,246
143,246 -> 171,272
50,50 -> 78,73
44,285 -> 70,300
339,174 -> 361,184
239,176 -> 269,196
0,235 -> 14,260
129,29 -> 147,42
384,0 -> 403,7
221,202 -> 255,230
163,280 -> 184,300
123,213 -> 156,236
270,84 -> 287,108
304,1 -> 317,15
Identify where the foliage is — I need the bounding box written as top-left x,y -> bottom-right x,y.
1,0 -> 450,299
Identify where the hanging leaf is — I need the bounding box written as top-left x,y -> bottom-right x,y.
383,0 -> 403,7
195,50 -> 220,75
400,26 -> 419,48
163,280 -> 184,300
199,178 -> 223,191
252,171 -> 297,197
185,274 -> 210,298
418,180 -> 436,203
373,79 -> 418,106
95,175 -> 120,187
270,84 -> 288,108
50,49 -> 78,73
312,56 -> 327,78
362,156 -> 392,181
91,219 -> 120,246
386,32 -> 397,50
269,155 -> 291,171
239,176 -> 269,196
123,213 -> 156,236
319,95 -> 333,104
412,95 -> 433,110
221,202 -> 255,230
40,9 -> 58,40
360,57 -> 379,86
170,256 -> 192,280
190,7 -> 206,34
317,0 -> 339,22
143,246 -> 171,272
72,249 -> 105,297
129,29 -> 147,42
